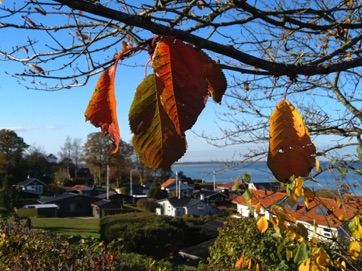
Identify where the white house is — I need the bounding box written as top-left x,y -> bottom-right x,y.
233,190 -> 357,241
233,190 -> 286,219
155,197 -> 220,217
15,178 -> 46,195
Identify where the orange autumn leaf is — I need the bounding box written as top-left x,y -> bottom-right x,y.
235,253 -> 245,269
129,74 -> 187,170
152,36 -> 210,136
267,99 -> 316,182
256,216 -> 268,233
85,54 -> 121,154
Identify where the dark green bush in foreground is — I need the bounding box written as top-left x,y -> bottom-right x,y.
0,217 -> 188,271
100,212 -> 200,259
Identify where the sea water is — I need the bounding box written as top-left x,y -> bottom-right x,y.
172,161 -> 362,195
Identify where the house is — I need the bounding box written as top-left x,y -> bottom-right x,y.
91,199 -> 122,218
161,178 -> 194,195
233,190 -> 287,218
248,182 -> 280,192
233,191 -> 357,241
38,193 -> 98,217
18,204 -> 59,217
155,197 -> 220,217
63,185 -> 106,196
216,181 -> 247,193
191,190 -> 229,206
15,178 -> 46,195
279,196 -> 356,241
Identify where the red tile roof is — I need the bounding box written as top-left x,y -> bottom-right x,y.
233,190 -> 357,228
217,181 -> 247,190
284,196 -> 356,228
233,190 -> 286,207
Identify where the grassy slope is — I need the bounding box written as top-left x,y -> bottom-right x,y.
30,217 -> 100,238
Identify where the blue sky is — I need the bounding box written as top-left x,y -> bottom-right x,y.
0,1 -> 357,164
0,23 -> 241,162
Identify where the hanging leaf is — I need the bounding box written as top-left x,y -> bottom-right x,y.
21,46 -> 28,54
192,49 -> 227,103
129,74 -> 187,170
348,241 -> 361,260
256,216 -> 268,233
231,177 -> 239,191
34,7 -> 47,16
357,145 -> 362,162
152,36 -> 209,136
28,64 -> 45,74
242,173 -> 252,183
294,242 -> 308,265
267,100 -> 316,182
85,55 -> 121,154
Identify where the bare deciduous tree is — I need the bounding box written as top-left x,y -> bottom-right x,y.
0,0 -> 361,170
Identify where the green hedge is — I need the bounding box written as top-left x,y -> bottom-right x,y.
100,213 -> 200,259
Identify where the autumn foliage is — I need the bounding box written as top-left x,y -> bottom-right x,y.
86,36 -> 226,170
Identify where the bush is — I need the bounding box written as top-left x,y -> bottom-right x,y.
100,212 -> 199,259
0,217 -> 188,271
136,198 -> 157,212
206,217 -> 295,271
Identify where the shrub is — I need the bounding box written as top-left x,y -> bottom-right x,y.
100,212 -> 199,259
0,217 -> 188,271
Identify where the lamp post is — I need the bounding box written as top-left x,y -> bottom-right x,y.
213,171 -> 216,191
130,169 -> 134,196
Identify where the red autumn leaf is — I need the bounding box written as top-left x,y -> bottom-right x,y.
22,16 -> 37,27
152,36 -> 209,136
193,49 -> 227,103
85,55 -> 121,154
129,74 -> 187,170
267,99 -> 316,182
34,7 -> 47,16
76,32 -> 90,40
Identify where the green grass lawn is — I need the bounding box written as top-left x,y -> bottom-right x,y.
30,217 -> 100,238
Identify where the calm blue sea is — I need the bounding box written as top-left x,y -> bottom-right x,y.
172,162 -> 362,195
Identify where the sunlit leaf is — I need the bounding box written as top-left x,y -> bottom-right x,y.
192,48 -> 227,103
315,157 -> 320,172
255,202 -> 262,214
267,100 -> 316,182
85,55 -> 121,154
294,242 -> 308,265
129,74 -> 187,170
256,216 -> 268,233
298,258 -> 310,271
242,173 -> 252,183
271,204 -> 296,223
235,253 -> 245,269
357,145 -> 362,162
29,64 -> 45,74
338,214 -> 348,222
337,166 -> 347,176
152,36 -> 210,135
231,177 -> 239,191
348,241 -> 361,260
